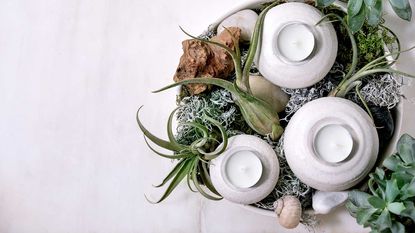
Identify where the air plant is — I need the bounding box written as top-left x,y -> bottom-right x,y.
317,13 -> 415,117
153,1 -> 284,141
136,106 -> 227,202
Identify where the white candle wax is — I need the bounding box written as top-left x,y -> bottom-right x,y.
276,23 -> 315,62
314,124 -> 354,163
225,150 -> 263,188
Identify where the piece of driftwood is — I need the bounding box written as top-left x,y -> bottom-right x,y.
173,27 -> 241,95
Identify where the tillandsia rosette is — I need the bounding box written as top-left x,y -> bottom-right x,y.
137,0 -> 415,230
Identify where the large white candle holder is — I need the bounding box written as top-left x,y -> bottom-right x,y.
283,97 -> 379,191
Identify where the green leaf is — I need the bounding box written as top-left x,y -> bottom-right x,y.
136,106 -> 184,151
375,167 -> 385,180
348,0 -> 364,16
316,0 -> 336,7
167,107 -> 183,149
199,115 -> 228,160
153,77 -> 236,95
390,222 -> 406,233
349,190 -> 372,208
348,5 -> 366,33
389,0 -> 410,9
385,179 -> 400,202
364,0 -> 376,6
153,159 -> 186,188
374,209 -> 392,231
397,134 -> 415,164
400,177 -> 415,199
383,155 -> 401,171
365,0 -> 382,26
392,171 -> 413,188
241,1 -> 279,89
356,207 -> 378,225
368,196 -> 387,209
387,202 -> 406,215
200,162 -> 221,196
401,201 -> 415,222
191,159 -> 222,200
143,137 -> 190,159
146,158 -> 193,203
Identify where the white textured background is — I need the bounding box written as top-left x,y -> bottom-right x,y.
0,0 -> 414,232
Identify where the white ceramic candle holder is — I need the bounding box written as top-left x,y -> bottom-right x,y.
256,2 -> 338,88
210,135 -> 280,204
283,97 -> 379,191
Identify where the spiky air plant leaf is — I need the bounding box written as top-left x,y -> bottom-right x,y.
319,14 -> 415,101
154,1 -> 283,141
137,107 -> 225,203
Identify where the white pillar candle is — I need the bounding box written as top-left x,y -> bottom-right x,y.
225,150 -> 263,188
314,124 -> 354,163
276,23 -> 315,62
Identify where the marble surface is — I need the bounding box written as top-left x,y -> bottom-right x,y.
0,0 -> 414,232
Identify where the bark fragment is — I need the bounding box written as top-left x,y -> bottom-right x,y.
173,27 -> 241,95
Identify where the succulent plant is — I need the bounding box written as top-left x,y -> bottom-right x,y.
153,1 -> 284,141
346,134 -> 415,233
137,107 -> 227,202
317,0 -> 412,33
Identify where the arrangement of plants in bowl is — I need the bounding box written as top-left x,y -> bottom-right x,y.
137,0 -> 414,231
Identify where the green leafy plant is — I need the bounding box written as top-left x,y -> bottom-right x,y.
346,134 -> 415,233
136,107 -> 226,202
153,1 -> 284,141
317,0 -> 412,33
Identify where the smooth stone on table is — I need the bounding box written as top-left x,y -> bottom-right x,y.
256,2 -> 338,88
312,191 -> 349,215
283,97 -> 379,191
217,9 -> 258,42
249,75 -> 289,113
210,135 -> 280,205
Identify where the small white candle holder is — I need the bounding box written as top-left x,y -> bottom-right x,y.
284,97 -> 379,191
210,135 -> 280,204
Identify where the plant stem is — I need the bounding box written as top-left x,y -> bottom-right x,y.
241,1 -> 279,93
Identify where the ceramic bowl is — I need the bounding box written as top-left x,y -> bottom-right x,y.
209,0 -> 405,218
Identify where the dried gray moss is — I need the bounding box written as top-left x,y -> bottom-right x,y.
359,74 -> 402,109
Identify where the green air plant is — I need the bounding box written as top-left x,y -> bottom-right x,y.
316,13 -> 414,117
346,134 -> 415,233
136,106 -> 226,203
153,1 -> 284,141
316,0 -> 412,33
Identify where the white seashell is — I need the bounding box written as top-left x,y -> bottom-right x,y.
217,9 -> 258,42
256,2 -> 338,88
284,97 -> 379,191
249,75 -> 289,113
209,135 -> 280,204
312,191 -> 349,214
274,196 -> 302,229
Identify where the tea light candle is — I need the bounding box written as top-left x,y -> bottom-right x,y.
277,23 -> 315,62
314,124 -> 354,163
225,150 -> 263,188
